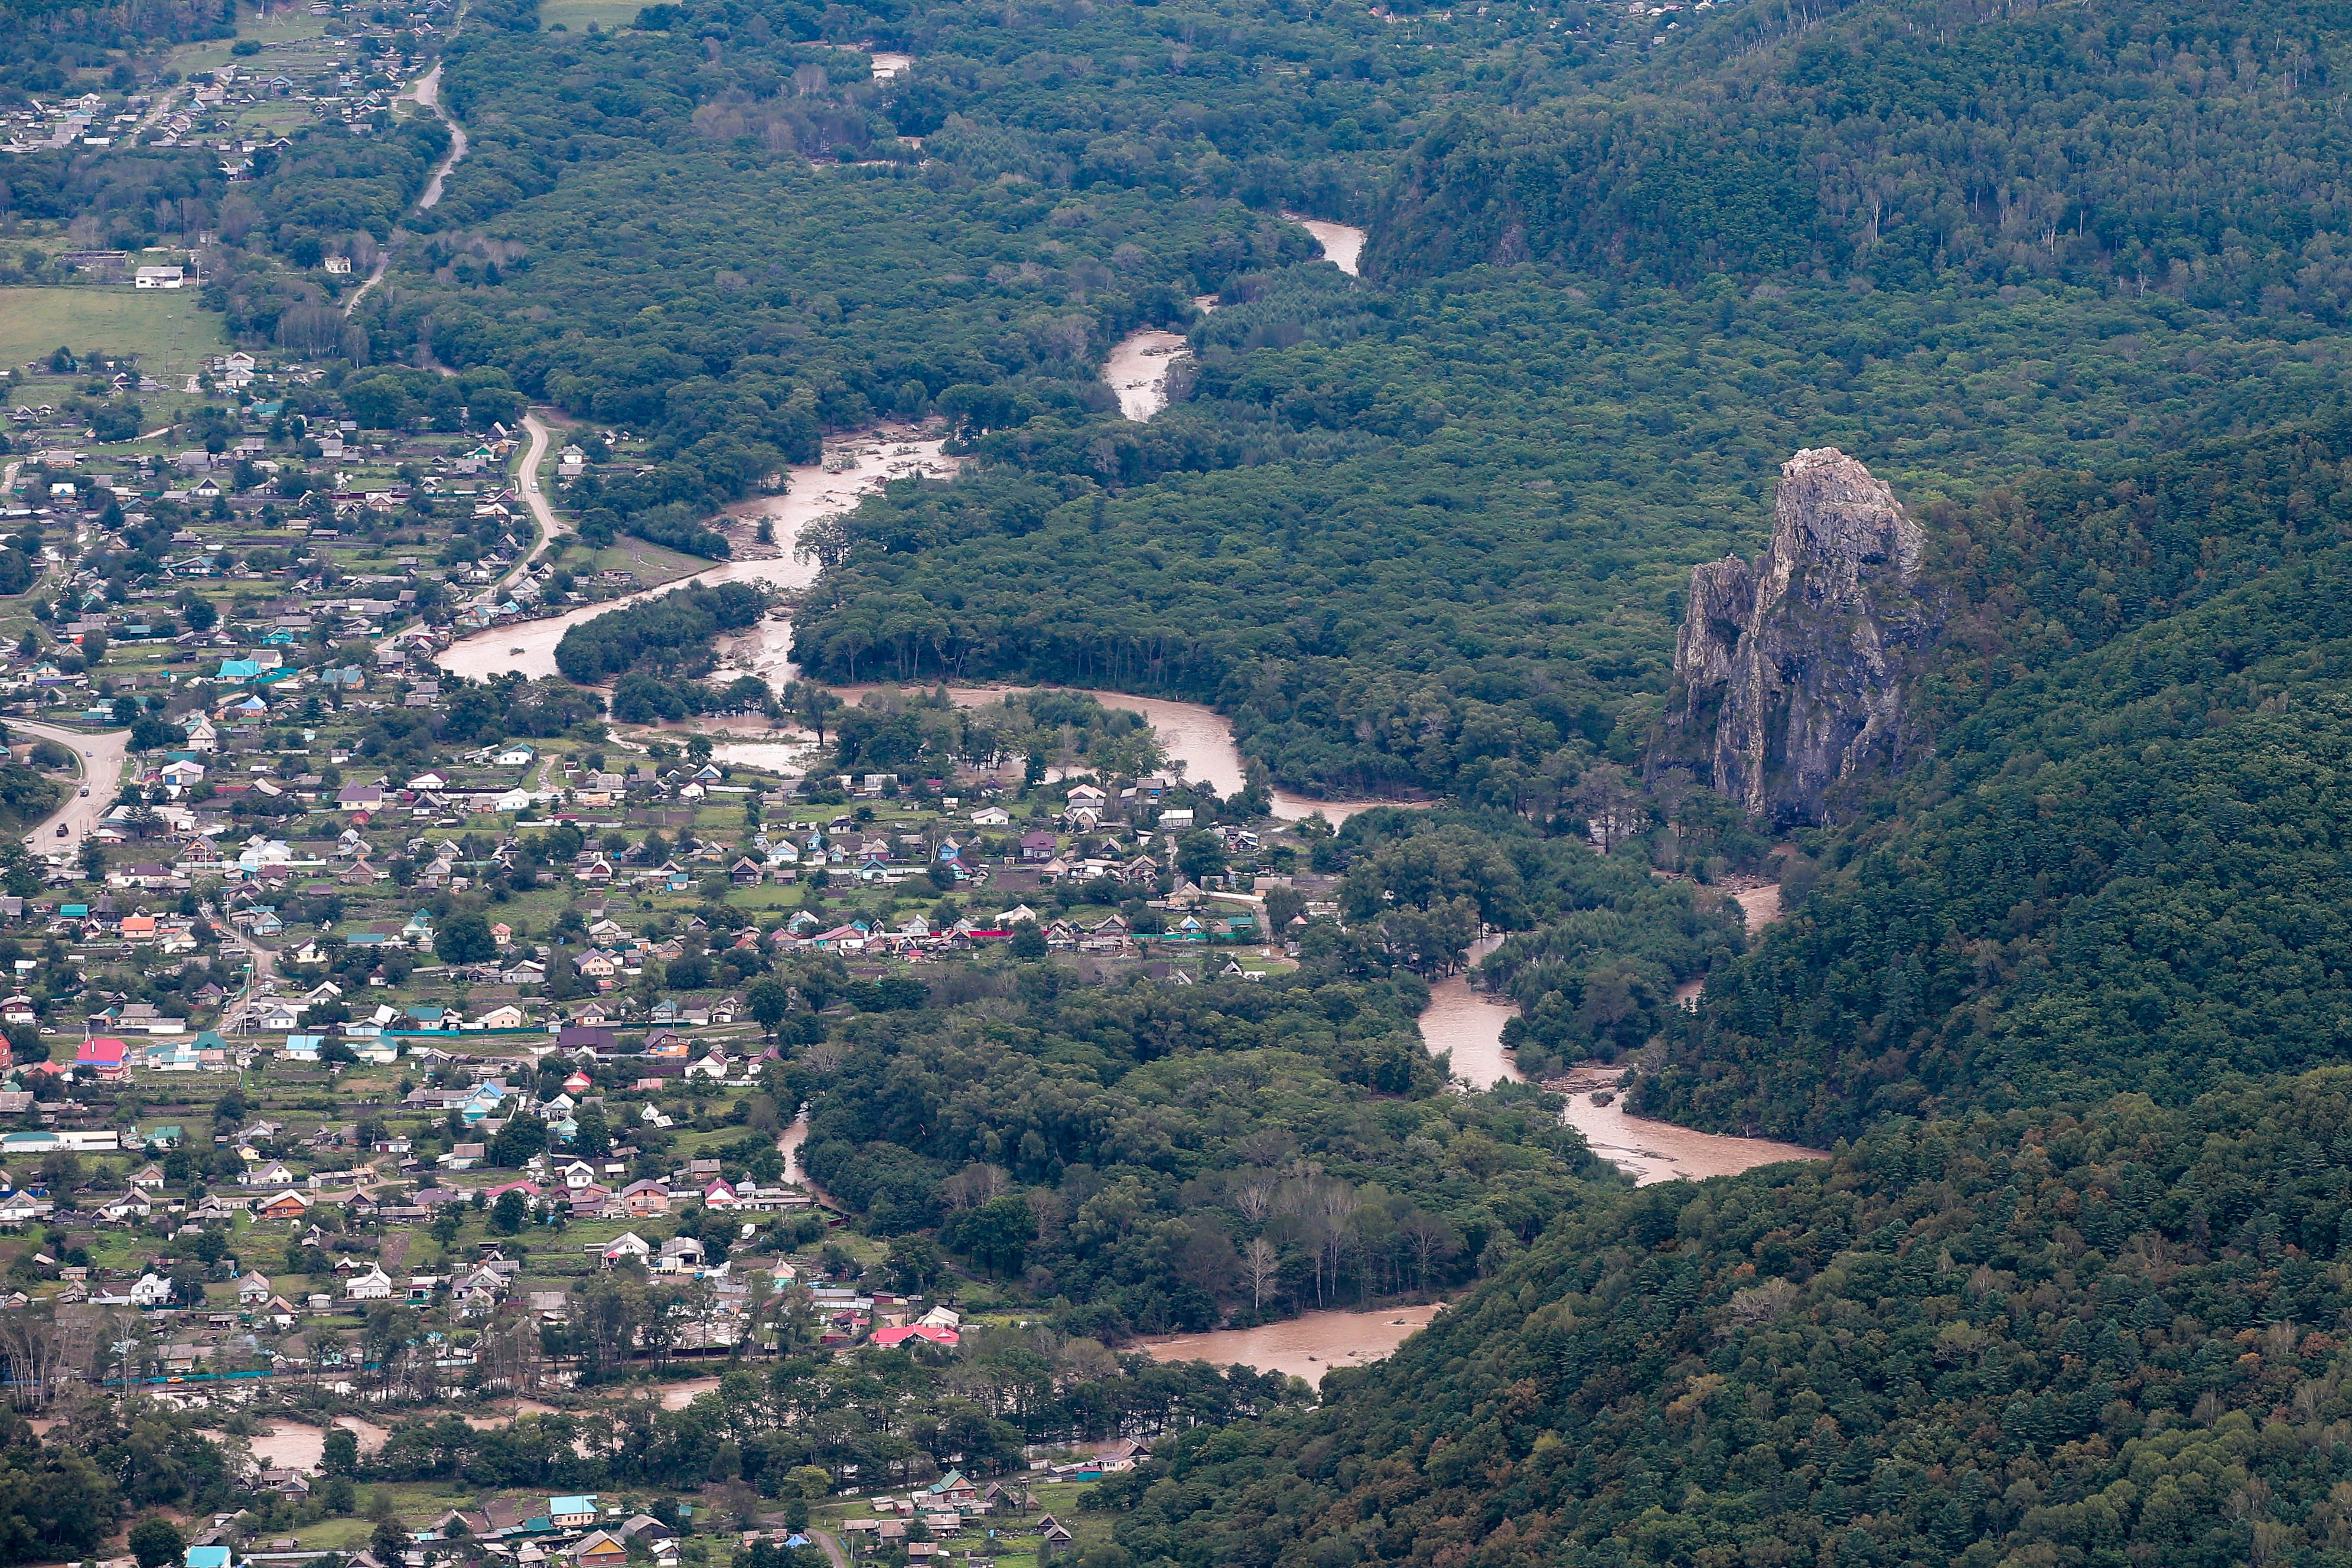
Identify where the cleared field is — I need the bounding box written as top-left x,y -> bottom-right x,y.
541,0 -> 647,29
579,535 -> 717,590
165,4 -> 336,74
0,286 -> 224,373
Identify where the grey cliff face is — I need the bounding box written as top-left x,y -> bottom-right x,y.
1652,448 -> 1942,826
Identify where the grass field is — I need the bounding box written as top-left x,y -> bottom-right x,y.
165,3 -> 337,76
0,286 -> 224,374
540,0 -> 647,30
576,536 -> 718,591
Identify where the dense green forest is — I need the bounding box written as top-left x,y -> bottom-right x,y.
1372,0 -> 2352,298
1096,1073 -> 2352,1568
797,966 -> 1606,1335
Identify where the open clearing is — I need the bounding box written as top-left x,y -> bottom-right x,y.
0,286 -> 225,372
540,0 -> 646,30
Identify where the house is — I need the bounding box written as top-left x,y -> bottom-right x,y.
571,1531 -> 628,1568
874,1324 -> 961,1349
238,1272 -> 274,1306
1019,830 -> 1058,863
75,1036 -> 131,1080
347,1264 -> 395,1299
617,1179 -> 670,1217
255,1189 -> 312,1221
618,1515 -> 677,1547
97,1191 -> 152,1224
548,1497 -> 601,1529
600,1231 -> 653,1264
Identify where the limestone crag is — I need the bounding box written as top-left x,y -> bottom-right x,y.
1651,448 -> 1943,825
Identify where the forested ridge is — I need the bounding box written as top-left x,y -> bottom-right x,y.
1370,0 -> 2352,298
1096,1075 -> 2352,1568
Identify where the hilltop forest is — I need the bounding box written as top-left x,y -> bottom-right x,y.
31,0 -> 2352,1554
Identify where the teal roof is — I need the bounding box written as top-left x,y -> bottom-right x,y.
188,1549 -> 232,1568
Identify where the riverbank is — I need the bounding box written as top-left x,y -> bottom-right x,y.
1552,1063 -> 1825,1185
1141,1301 -> 1445,1386
434,428 -> 953,684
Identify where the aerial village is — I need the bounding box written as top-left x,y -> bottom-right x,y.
0,319 -> 1342,1568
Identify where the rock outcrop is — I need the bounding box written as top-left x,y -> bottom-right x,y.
1651,448 -> 1943,826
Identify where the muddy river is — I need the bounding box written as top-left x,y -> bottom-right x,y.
1284,214 -> 1366,276
1142,1302 -> 1445,1386
1415,902 -> 1827,1185
825,683 -> 1415,825
435,432 -> 954,685
1421,934 -> 1514,1088
438,414 -> 1428,822
1103,328 -> 1189,421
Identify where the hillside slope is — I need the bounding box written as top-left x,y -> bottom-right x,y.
1098,1073 -> 2352,1568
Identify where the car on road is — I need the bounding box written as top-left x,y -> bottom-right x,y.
54,824 -> 67,837
78,787 -> 87,796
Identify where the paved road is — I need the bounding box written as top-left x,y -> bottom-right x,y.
10,718 -> 129,851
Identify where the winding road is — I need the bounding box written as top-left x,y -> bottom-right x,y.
10,719 -> 129,850
345,55 -> 471,320
497,413 -> 566,592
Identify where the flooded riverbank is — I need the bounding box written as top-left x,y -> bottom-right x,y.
1553,1062 -> 1825,1185
1283,214 -> 1366,276
437,427 -> 1421,823
830,684 -> 1418,825
1415,920 -> 1825,1184
435,430 -> 953,684
246,1416 -> 393,1470
1421,934 -> 1517,1088
1104,328 -> 1188,420
1142,1302 -> 1445,1385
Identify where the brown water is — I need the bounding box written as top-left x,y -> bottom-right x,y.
1421,934 -> 1517,1088
1415,917 -> 1826,1185
435,431 -> 955,684
1677,881 -> 1784,1011
1104,329 -> 1189,420
436,424 -> 1420,823
247,1416 -> 392,1469
776,1109 -> 843,1210
462,1399 -> 565,1429
1553,1064 -> 1824,1185
1142,1302 -> 1446,1385
654,1375 -> 724,1410
1282,214 -> 1367,276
